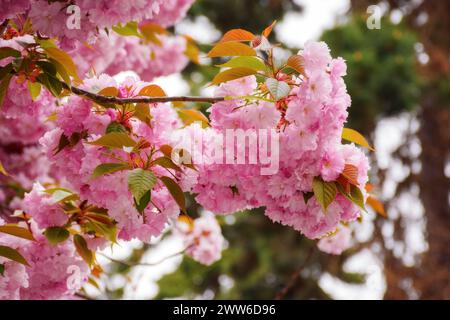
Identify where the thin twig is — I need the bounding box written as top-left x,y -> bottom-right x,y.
275,246 -> 315,300
64,83 -> 225,105
98,248 -> 186,267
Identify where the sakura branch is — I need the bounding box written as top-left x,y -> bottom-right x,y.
65,82 -> 226,105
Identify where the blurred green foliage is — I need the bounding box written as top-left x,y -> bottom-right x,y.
322,16 -> 421,131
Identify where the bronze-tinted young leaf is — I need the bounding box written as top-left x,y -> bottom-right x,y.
207,42 -> 256,58
0,47 -> 21,59
44,227 -> 70,245
0,73 -> 12,108
177,109 -> 210,128
152,156 -> 182,172
0,263 -> 4,276
219,29 -> 255,43
139,84 -> 166,97
134,103 -> 152,125
342,128 -> 374,151
89,132 -> 137,149
0,245 -> 29,266
97,86 -> 119,97
367,196 -> 386,218
159,176 -> 186,214
159,145 -> 173,158
128,168 -> 157,204
286,55 -> 305,75
0,225 -> 35,241
44,47 -> 80,81
140,22 -> 166,45
92,163 -> 130,178
74,234 -> 93,266
0,161 -> 8,176
341,164 -> 359,186
183,35 -> 200,64
312,177 -> 337,212
212,67 -> 257,85
262,20 -> 277,38
216,56 -> 267,71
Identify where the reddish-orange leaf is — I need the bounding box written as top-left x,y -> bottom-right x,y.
262,20 -> 277,38
138,84 -> 166,97
367,196 -> 387,218
286,55 -> 305,75
365,183 -> 374,193
207,41 -> 256,58
336,175 -> 351,194
178,214 -> 194,231
341,164 -> 359,186
219,29 -> 255,43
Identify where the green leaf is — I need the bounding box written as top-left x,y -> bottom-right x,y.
89,132 -> 137,149
92,163 -> 130,178
312,177 -> 337,212
0,245 -> 29,266
265,78 -> 290,101
159,176 -> 186,214
0,47 -> 21,59
37,73 -> 62,97
128,169 -> 157,204
0,225 -> 35,241
45,188 -> 79,203
134,190 -> 151,214
0,263 -> 4,276
0,64 -> 13,81
217,56 -> 267,71
44,47 -> 80,81
49,58 -> 71,86
212,67 -> 257,85
73,234 -> 93,266
106,121 -> 127,134
0,73 -> 12,108
44,227 -> 70,245
112,21 -> 141,38
84,219 -> 117,243
337,184 -> 367,212
27,81 -> 41,101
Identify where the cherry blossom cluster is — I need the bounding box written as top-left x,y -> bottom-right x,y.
1,0 -> 193,49
0,1 -> 374,300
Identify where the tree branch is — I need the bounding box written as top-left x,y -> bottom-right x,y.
64,83 -> 225,105
275,246 -> 315,300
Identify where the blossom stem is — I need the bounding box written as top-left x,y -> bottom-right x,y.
63,83 -> 226,105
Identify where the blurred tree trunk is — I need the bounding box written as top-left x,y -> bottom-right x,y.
351,0 -> 450,299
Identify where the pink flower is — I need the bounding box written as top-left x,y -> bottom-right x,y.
301,41 -> 332,74
317,227 -> 352,255
23,183 -> 68,229
178,213 -> 225,266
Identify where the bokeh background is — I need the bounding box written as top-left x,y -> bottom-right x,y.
88,0 -> 450,300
